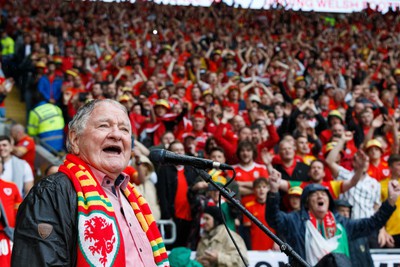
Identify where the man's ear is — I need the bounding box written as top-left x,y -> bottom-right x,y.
69,130 -> 80,155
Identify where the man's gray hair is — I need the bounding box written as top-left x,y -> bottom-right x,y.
66,99 -> 129,153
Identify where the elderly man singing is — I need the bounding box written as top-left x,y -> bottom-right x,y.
266,153 -> 400,267
12,99 -> 169,267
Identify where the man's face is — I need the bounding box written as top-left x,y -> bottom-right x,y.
193,117 -> 205,131
254,182 -> 268,202
232,115 -> 245,132
309,161 -> 325,182
289,195 -> 301,211
367,146 -> 382,161
390,161 -> 400,178
238,127 -> 252,142
360,110 -> 373,126
161,133 -> 175,148
329,117 -> 341,126
251,129 -> 262,145
209,150 -> 226,163
191,88 -> 201,100
307,190 -> 330,219
337,206 -> 351,218
296,137 -> 309,154
279,141 -> 295,161
92,84 -> 103,97
107,84 -> 116,98
331,124 -> 344,137
170,142 -> 185,155
239,147 -> 253,165
69,102 -> 132,179
0,140 -> 12,159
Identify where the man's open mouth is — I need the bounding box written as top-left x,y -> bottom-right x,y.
317,201 -> 324,206
103,145 -> 122,154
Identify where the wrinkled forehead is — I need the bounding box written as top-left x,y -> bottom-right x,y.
93,102 -> 130,124
308,190 -> 328,198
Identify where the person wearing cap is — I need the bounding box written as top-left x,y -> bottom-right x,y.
267,168 -> 400,266
196,206 -> 249,267
365,138 -> 390,181
288,186 -> 303,211
335,199 -> 374,267
37,60 -> 63,105
202,89 -> 215,112
379,154 -> 400,248
347,92 -> 387,147
118,94 -> 134,112
325,132 -> 381,220
243,177 -> 277,250
319,109 -> 344,145
140,99 -> 171,146
276,156 -> 365,212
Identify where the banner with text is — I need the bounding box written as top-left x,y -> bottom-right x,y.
148,0 -> 400,13
245,251 -> 400,267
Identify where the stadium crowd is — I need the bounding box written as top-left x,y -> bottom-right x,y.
1,0 -> 400,266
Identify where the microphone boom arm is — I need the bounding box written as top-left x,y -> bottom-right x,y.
195,169 -> 311,267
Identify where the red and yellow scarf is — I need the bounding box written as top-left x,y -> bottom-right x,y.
308,210 -> 337,239
59,154 -> 169,267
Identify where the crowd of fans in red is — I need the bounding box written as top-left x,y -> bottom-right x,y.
1,0 -> 400,265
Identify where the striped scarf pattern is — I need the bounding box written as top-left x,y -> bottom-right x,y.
59,154 -> 169,267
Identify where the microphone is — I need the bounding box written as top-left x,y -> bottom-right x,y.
149,149 -> 234,170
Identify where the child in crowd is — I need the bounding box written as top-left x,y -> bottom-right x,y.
243,177 -> 278,250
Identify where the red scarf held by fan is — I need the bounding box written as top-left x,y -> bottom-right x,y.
59,154 -> 169,267
308,210 -> 337,239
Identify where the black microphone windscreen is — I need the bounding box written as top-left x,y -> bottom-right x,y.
149,149 -> 165,164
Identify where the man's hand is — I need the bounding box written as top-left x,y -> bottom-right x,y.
269,168 -> 281,193
353,150 -> 369,172
388,179 -> 400,206
371,114 -> 384,129
378,227 -> 395,248
222,107 -> 235,121
341,131 -> 353,142
197,250 -> 218,267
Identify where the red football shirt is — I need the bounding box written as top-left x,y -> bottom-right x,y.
174,167 -> 192,221
0,179 -> 22,229
232,162 -> 268,206
16,135 -> 36,172
244,199 -> 276,250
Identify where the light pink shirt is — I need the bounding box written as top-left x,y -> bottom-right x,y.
89,166 -> 156,267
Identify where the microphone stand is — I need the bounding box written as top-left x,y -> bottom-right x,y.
195,168 -> 311,267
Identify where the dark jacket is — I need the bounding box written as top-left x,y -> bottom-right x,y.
266,184 -> 396,267
155,164 -> 199,220
11,172 -> 78,267
273,161 -> 310,182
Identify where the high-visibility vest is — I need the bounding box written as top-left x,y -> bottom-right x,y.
28,103 -> 65,151
1,37 -> 14,56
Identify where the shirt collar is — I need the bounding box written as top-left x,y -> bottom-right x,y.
87,164 -> 130,190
